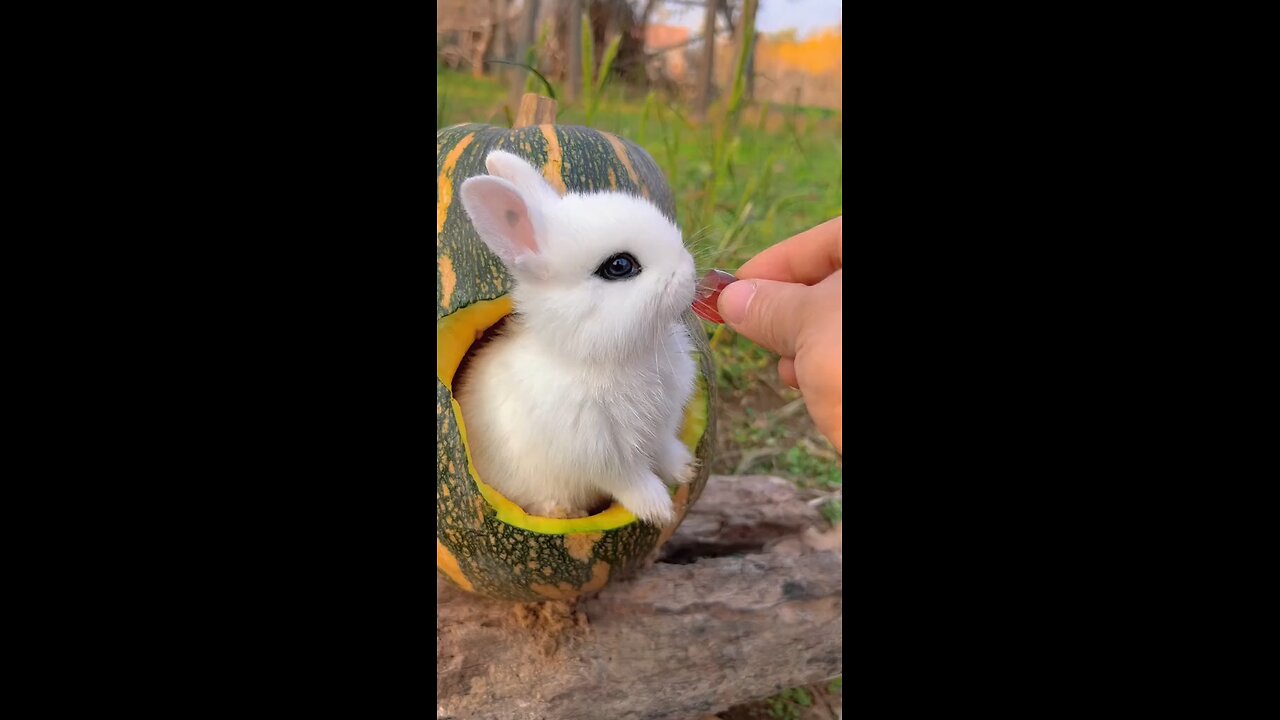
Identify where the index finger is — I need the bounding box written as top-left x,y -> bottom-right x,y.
736,216 -> 842,285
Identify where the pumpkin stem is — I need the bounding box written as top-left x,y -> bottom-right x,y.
514,93 -> 558,127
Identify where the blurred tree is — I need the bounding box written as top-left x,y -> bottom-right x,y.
720,0 -> 736,35
565,0 -> 584,101
588,0 -> 646,84
469,0 -> 520,78
472,5 -> 495,77
492,0 -> 510,63
637,0 -> 663,31
507,0 -> 541,109
696,0 -> 718,116
734,0 -> 757,101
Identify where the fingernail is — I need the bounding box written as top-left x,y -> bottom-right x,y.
718,281 -> 756,326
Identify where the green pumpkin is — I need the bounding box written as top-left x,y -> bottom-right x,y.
436,121 -> 716,602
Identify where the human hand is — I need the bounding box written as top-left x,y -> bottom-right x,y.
717,217 -> 842,453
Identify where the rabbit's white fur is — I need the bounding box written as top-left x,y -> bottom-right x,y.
455,150 -> 697,525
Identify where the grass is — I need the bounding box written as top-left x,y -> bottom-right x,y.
768,687 -> 811,720
760,676 -> 842,720
436,66 -> 841,505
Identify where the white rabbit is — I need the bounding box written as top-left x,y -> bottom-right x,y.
454,150 -> 698,525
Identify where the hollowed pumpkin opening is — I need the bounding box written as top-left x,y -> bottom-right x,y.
438,295 -> 708,535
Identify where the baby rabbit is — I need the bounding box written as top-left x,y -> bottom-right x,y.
454,150 -> 698,525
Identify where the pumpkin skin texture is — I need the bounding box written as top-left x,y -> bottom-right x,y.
436,122 -> 716,602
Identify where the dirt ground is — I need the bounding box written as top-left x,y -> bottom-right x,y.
708,331 -> 841,492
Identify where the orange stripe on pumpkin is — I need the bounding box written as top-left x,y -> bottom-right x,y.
539,125 -> 568,196
530,581 -> 577,600
437,539 -> 474,592
564,532 -> 604,562
438,256 -> 457,310
603,132 -> 647,199
581,560 -> 611,594
437,133 -> 477,239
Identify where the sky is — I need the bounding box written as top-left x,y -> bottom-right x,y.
657,0 -> 842,37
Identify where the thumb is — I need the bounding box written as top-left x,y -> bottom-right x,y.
717,279 -> 813,357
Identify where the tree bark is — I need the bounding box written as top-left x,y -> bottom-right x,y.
436,475 -> 843,720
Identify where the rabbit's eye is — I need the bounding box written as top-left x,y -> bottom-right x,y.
595,253 -> 641,280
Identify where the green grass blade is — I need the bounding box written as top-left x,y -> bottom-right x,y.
489,60 -> 557,100
756,99 -> 772,134
525,21 -> 551,94
638,91 -> 655,147
728,3 -> 757,116
715,200 -> 755,261
595,33 -> 622,93
586,33 -> 621,126
664,101 -> 695,130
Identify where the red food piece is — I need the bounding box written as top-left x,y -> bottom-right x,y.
691,269 -> 737,324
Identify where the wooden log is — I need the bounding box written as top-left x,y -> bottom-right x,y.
436,475 -> 843,720
658,473 -> 833,562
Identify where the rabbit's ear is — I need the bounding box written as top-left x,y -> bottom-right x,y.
484,150 -> 562,208
459,175 -> 543,268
